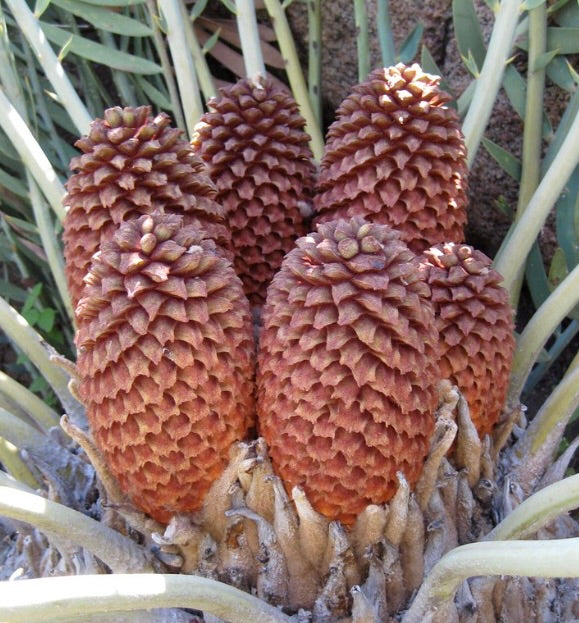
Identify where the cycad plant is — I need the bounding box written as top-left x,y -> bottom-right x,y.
0,0 -> 578,622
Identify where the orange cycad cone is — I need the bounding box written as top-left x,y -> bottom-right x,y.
75,213 -> 255,523
192,76 -> 316,305
419,242 -> 515,437
257,217 -> 440,525
64,105 -> 230,308
314,63 -> 468,254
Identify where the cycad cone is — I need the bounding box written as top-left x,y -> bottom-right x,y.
75,213 -> 255,523
64,105 -> 230,308
314,63 -> 468,254
419,242 -> 515,437
257,217 -> 440,525
192,76 -> 316,306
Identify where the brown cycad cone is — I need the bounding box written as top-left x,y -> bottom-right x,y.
192,76 -> 316,305
313,63 -> 468,254
419,242 -> 515,437
257,217 -> 440,525
75,213 -> 255,523
63,105 -> 230,308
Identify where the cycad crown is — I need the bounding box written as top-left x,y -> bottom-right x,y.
257,217 -> 440,525
63,105 -> 230,309
314,63 -> 468,254
75,213 -> 255,523
192,76 -> 316,306
419,242 -> 515,437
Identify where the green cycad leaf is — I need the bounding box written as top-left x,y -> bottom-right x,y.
546,56 -> 578,91
134,76 -> 173,110
546,27 -> 579,54
502,64 -> 553,137
461,50 -> 480,77
202,28 -> 222,55
57,34 -> 73,61
398,23 -> 424,64
502,63 -> 526,117
548,0 -> 574,17
49,0 -> 153,37
420,45 -> 456,105
525,242 -> 551,309
0,170 -> 27,198
482,137 -> 522,181
551,0 -> 579,26
190,0 -> 210,20
555,165 -> 579,268
219,0 -> 237,14
40,22 -> 162,74
518,28 -> 579,54
34,0 -> 52,18
533,49 -> 559,71
453,0 -> 486,70
0,280 -> 29,303
547,247 -> 569,290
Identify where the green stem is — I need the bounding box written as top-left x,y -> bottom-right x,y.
0,295 -> 83,424
0,6 -> 27,117
27,174 -> 74,322
263,0 -> 324,161
99,31 -> 138,107
22,40 -> 70,171
0,573 -> 294,623
0,87 -> 66,223
0,370 -> 60,431
486,473 -> 579,541
377,0 -> 396,67
159,0 -> 204,137
0,437 -> 39,488
0,467 -> 37,492
507,262 -> 579,403
180,0 -> 216,101
462,0 -> 522,167
524,320 -> 577,393
353,0 -> 370,81
1,220 -> 30,281
493,111 -> 579,293
236,0 -> 266,79
0,406 -> 47,449
0,486 -> 156,574
518,353 -> 579,456
401,538 -> 579,623
510,2 -> 547,308
516,3 -> 546,216
0,393 -> 31,426
145,0 -> 186,130
3,0 -> 91,135
307,0 -> 322,127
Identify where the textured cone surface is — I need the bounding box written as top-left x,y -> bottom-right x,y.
257,217 -> 440,525
313,63 -> 468,254
192,76 -> 316,305
419,243 -> 515,437
64,105 -> 230,309
75,213 -> 255,523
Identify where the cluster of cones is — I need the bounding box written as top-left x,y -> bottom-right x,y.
62,63 -> 516,597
